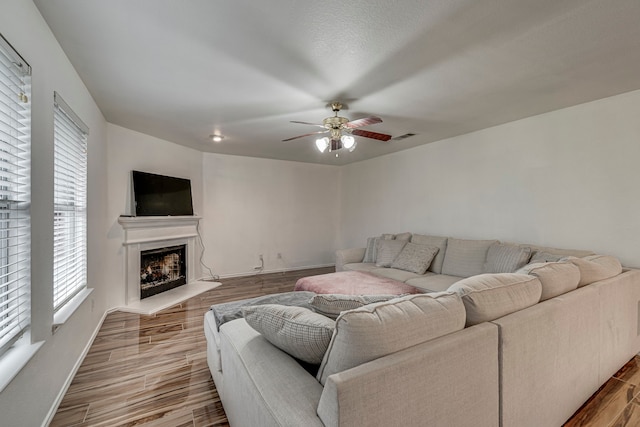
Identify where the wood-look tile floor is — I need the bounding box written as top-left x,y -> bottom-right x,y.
50,266 -> 638,427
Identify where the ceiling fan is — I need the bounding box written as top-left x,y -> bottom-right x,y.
283,102 -> 392,153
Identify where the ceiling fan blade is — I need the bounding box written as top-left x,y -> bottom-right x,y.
352,129 -> 392,141
344,116 -> 383,129
290,120 -> 326,129
282,130 -> 328,142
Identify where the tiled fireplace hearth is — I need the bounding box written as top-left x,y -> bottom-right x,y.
117,215 -> 219,314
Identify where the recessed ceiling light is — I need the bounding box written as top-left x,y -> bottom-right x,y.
210,134 -> 224,142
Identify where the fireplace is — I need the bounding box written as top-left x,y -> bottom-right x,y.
140,244 -> 187,299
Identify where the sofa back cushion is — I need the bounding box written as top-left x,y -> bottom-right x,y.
563,255 -> 622,287
316,292 -> 466,385
441,238 -> 498,278
448,273 -> 542,326
410,234 -> 448,273
517,262 -> 580,301
484,243 -> 532,273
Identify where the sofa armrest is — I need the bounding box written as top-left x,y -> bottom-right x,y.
335,247 -> 366,272
317,322 -> 499,427
219,319 -> 325,427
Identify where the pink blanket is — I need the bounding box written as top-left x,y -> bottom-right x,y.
294,271 -> 420,295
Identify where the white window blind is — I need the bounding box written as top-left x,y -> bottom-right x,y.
53,92 -> 88,311
0,34 -> 31,356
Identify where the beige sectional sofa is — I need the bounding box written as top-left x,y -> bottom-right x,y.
336,233 -> 595,292
204,234 -> 640,426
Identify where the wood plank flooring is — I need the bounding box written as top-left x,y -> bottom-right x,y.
50,267 -> 639,427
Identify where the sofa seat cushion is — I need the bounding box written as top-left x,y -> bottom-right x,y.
370,267 -> 424,283
562,255 -> 622,287
243,304 -> 335,364
316,292 -> 466,385
343,262 -> 378,272
405,274 -> 461,292
448,273 -> 542,326
484,243 -> 532,273
517,262 -> 580,301
410,234 -> 448,274
441,238 -> 498,278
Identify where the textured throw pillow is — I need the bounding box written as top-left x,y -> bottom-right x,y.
391,243 -> 440,274
242,304 -> 335,364
530,251 -> 564,263
410,234 -> 448,274
561,255 -> 622,287
316,292 -> 466,385
309,294 -> 402,319
375,239 -> 407,267
448,273 -> 542,326
362,237 -> 378,263
363,234 -> 395,263
516,262 -> 580,301
484,243 -> 532,273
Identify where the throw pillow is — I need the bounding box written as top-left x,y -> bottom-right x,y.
484,243 -> 532,273
242,304 -> 335,364
362,237 -> 378,263
375,239 -> 407,267
448,273 -> 542,326
410,234 -> 448,274
561,255 -> 622,287
316,292 -> 466,385
309,294 -> 403,319
391,242 -> 440,274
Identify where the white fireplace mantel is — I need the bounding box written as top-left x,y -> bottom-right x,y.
117,215 -> 218,314
118,215 -> 202,245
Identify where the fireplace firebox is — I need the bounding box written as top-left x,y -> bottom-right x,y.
140,244 -> 187,299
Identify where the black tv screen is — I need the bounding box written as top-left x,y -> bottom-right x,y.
132,171 -> 194,216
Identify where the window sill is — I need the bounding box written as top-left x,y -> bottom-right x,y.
0,331 -> 44,392
52,288 -> 94,333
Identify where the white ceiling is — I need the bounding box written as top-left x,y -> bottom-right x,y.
34,0 -> 640,165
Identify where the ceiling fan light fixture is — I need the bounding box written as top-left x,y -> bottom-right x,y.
348,140 -> 357,152
341,134 -> 355,149
315,137 -> 329,153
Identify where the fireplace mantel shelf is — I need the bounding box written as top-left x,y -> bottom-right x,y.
118,215 -> 202,230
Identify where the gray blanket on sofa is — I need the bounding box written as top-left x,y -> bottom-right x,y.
209,291 -> 316,330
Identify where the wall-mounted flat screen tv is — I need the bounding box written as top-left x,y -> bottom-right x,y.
132,170 -> 194,216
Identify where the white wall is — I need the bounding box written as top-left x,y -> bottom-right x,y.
202,153 -> 341,276
0,1 -> 110,425
341,89 -> 640,268
105,124 -> 204,307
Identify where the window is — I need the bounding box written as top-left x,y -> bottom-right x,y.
53,92 -> 88,311
0,34 -> 31,357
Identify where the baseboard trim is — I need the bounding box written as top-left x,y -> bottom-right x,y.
213,263 -> 335,279
41,309 -> 111,427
